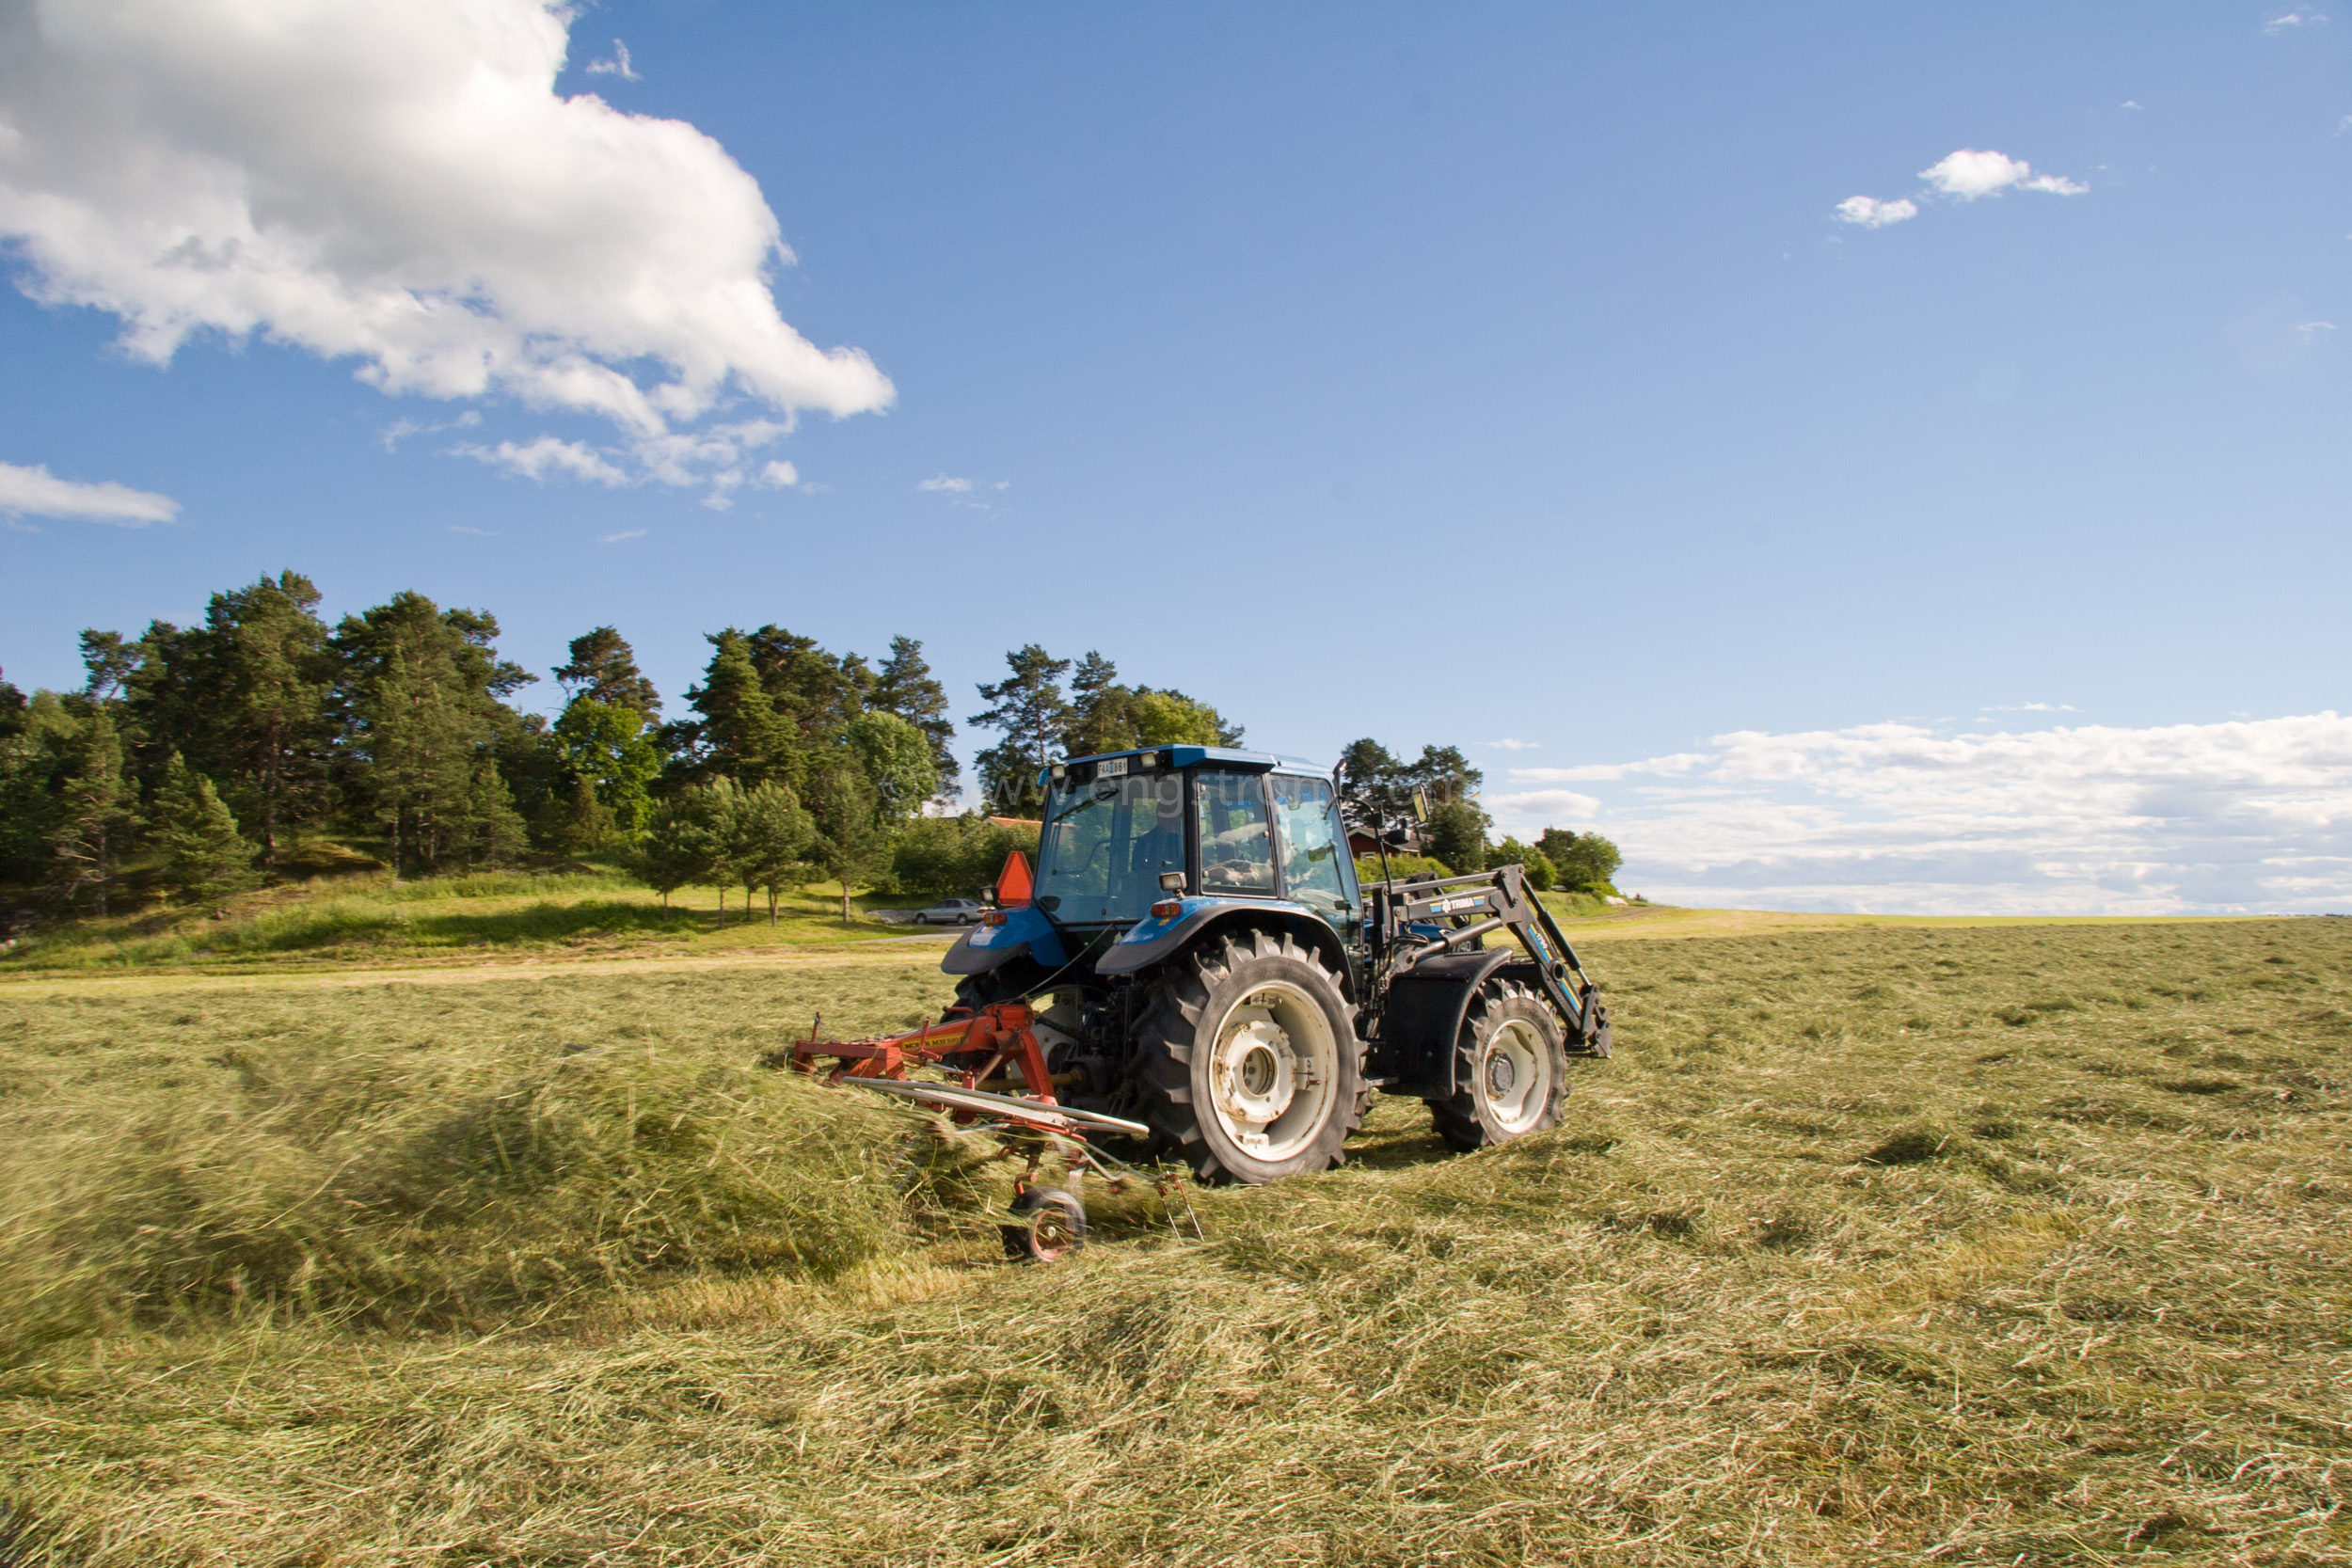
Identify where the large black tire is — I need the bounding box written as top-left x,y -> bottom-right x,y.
946,956 -> 1056,1020
1429,978 -> 1569,1152
1134,928 -> 1367,1184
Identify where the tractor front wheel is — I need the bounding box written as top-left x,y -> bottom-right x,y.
1134,928 -> 1365,1184
1429,978 -> 1568,1152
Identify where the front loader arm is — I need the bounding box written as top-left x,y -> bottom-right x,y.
1370,863 -> 1611,1055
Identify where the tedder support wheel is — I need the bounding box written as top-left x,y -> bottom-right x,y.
1430,978 -> 1570,1153
1135,928 -> 1367,1184
1002,1186 -> 1086,1263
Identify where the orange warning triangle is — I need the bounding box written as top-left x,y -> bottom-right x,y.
994,849 -> 1034,908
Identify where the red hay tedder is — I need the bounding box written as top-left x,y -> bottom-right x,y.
786,877 -> 1199,1259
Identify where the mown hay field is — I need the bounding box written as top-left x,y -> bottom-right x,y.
0,918 -> 2346,1565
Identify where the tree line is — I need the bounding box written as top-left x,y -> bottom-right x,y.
1334,738 -> 1622,895
0,569 -> 1613,920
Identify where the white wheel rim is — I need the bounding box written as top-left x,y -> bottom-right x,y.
1206,980 -> 1339,1162
1481,1018 -> 1550,1135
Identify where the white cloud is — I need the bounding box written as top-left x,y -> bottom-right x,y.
453,418 -> 800,504
1982,702 -> 2079,713
447,524 -> 494,535
758,459 -> 800,488
1834,195 -> 1917,229
2265,8 -> 2328,31
2122,100 -> 2143,110
1919,150 -> 2087,200
381,410 -> 480,451
1491,788 -> 1603,823
1484,738 -> 1543,751
598,529 -> 646,544
584,40 -> 639,80
0,0 -> 889,459
0,459 -> 178,525
454,436 -> 630,487
2297,321 -> 2338,344
1485,714 -> 2352,914
919,474 -> 974,493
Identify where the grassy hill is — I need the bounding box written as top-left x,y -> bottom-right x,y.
0,917 -> 2346,1563
0,861 -> 954,974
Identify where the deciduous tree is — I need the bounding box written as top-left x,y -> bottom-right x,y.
1537,828 -> 1621,894
729,781 -> 815,926
552,695 -> 663,843
804,762 -> 886,924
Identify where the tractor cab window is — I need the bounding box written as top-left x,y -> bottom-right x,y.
1272,775 -> 1348,912
1195,770 -> 1276,895
1039,765 -> 1185,923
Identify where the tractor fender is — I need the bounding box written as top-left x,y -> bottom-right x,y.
941,905 -> 1070,975
1378,948 -> 1530,1100
1094,897 -> 1353,995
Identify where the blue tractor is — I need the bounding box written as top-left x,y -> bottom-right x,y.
941,745 -> 1612,1186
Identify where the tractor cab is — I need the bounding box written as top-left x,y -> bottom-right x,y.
1033,747 -> 1354,929
944,746 -> 1361,995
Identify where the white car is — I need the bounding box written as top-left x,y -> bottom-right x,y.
914,898 -> 986,926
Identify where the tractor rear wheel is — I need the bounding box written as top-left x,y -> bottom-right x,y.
1429,978 -> 1568,1152
946,956 -> 1054,1020
1134,928 -> 1366,1184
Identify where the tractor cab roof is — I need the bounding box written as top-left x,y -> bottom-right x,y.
1048,745 -> 1332,780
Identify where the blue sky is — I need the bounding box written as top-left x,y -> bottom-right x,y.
2,1 -> 2347,911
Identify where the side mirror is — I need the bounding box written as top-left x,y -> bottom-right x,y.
1382,827 -> 1411,848
1410,787 -> 1432,824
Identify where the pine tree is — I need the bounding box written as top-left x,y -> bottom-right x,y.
332,591 -> 533,876
152,752 -> 258,909
120,574 -> 337,867
50,710 -> 139,917
552,626 -> 662,720
969,645 -> 1071,816
869,636 -> 958,795
1062,651 -> 1138,758
0,666 -> 26,741
683,630 -> 798,789
633,789 -> 725,917
553,774 -> 614,854
745,625 -> 871,744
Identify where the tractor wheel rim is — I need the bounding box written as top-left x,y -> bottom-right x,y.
1207,982 -> 1338,1162
1482,1018 -> 1549,1134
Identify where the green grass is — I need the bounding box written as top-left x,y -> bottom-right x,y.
1,919 -> 2348,1563
0,866 -> 942,973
